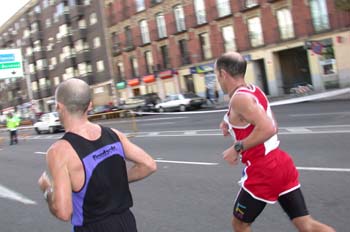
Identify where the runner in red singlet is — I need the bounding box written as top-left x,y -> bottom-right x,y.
215,52 -> 335,232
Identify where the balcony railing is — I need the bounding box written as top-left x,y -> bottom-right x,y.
240,0 -> 260,12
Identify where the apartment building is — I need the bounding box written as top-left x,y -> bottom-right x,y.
106,0 -> 350,101
0,0 -> 114,114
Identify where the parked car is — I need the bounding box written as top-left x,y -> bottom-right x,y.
119,93 -> 161,113
89,105 -> 119,115
155,93 -> 206,112
33,112 -> 64,134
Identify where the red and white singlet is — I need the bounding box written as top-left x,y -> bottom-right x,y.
224,85 -> 300,203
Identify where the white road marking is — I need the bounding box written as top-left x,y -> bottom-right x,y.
290,112 -> 350,117
155,159 -> 218,166
142,122 -> 175,126
297,166 -> 350,172
184,131 -> 197,135
35,152 -> 47,155
284,128 -> 312,133
0,184 -> 36,205
34,151 -> 349,172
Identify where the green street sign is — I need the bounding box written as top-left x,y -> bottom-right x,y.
116,81 -> 126,89
0,62 -> 21,69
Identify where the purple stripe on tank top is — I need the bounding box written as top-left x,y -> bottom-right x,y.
71,141 -> 125,226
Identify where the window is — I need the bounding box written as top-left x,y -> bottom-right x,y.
125,26 -> 133,48
156,13 -> 167,39
117,61 -> 125,80
46,18 -> 51,28
78,62 -> 88,75
244,0 -> 259,8
29,64 -> 35,73
36,59 -> 47,70
222,25 -> 236,52
194,0 -> 207,25
135,0 -> 145,12
33,40 -> 43,52
174,5 -> 186,32
42,0 -> 49,8
130,57 -> 139,77
75,40 -> 84,52
179,39 -> 191,65
89,13 -> 97,25
34,5 -> 41,13
277,8 -> 294,40
144,51 -> 154,74
93,37 -> 101,48
97,60 -> 105,72
31,22 -> 39,32
139,20 -> 150,44
78,19 -> 86,28
65,67 -> 75,78
310,0 -> 329,32
248,17 -> 264,47
50,57 -> 57,69
199,33 -> 212,60
216,0 -> 231,18
160,45 -> 170,69
54,77 -> 60,86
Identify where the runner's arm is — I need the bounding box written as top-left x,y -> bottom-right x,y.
114,130 -> 157,183
232,94 -> 277,150
38,141 -> 73,221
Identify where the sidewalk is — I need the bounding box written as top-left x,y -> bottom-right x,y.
205,87 -> 350,110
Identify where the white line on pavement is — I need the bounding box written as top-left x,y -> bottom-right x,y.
34,152 -> 349,172
155,159 -> 218,165
297,166 -> 350,172
0,184 -> 36,205
35,152 -> 47,155
290,112 -> 350,117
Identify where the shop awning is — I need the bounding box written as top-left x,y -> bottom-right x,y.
143,75 -> 156,83
158,70 -> 173,79
116,81 -> 126,89
127,78 -> 140,87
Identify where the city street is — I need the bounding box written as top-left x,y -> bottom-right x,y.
0,100 -> 349,232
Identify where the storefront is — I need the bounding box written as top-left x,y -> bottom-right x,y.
158,69 -> 179,98
142,75 -> 158,93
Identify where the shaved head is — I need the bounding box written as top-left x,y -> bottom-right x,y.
55,78 -> 91,115
215,52 -> 247,78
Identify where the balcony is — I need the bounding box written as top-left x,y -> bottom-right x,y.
76,49 -> 91,63
240,0 -> 260,12
58,12 -> 70,25
32,91 -> 40,100
33,50 -> 46,60
69,5 -> 85,19
61,34 -> 74,46
64,55 -> 77,68
77,72 -> 93,85
29,12 -> 40,23
39,86 -> 51,98
30,73 -> 38,82
112,45 -> 122,56
72,28 -> 87,41
37,68 -> 49,79
123,41 -> 135,52
31,30 -> 43,41
26,54 -> 35,64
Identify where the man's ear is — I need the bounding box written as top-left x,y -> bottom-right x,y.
87,101 -> 93,111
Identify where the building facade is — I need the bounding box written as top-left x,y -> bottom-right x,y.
0,0 -> 115,115
106,0 -> 350,101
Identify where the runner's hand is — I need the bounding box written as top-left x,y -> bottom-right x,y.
38,171 -> 52,192
223,146 -> 239,166
220,121 -> 230,137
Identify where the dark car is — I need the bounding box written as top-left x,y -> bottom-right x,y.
119,93 -> 161,113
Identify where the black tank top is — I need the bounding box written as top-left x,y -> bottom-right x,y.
61,125 -> 133,227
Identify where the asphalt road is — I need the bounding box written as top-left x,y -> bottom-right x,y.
0,100 -> 349,232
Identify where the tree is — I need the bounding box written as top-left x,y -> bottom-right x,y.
335,0 -> 350,11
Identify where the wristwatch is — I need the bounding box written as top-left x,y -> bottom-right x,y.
234,141 -> 244,153
43,187 -> 53,200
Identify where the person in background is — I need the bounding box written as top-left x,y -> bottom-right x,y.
6,112 -> 20,145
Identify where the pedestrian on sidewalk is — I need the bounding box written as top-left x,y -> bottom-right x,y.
38,78 -> 157,232
216,51 -> 335,232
